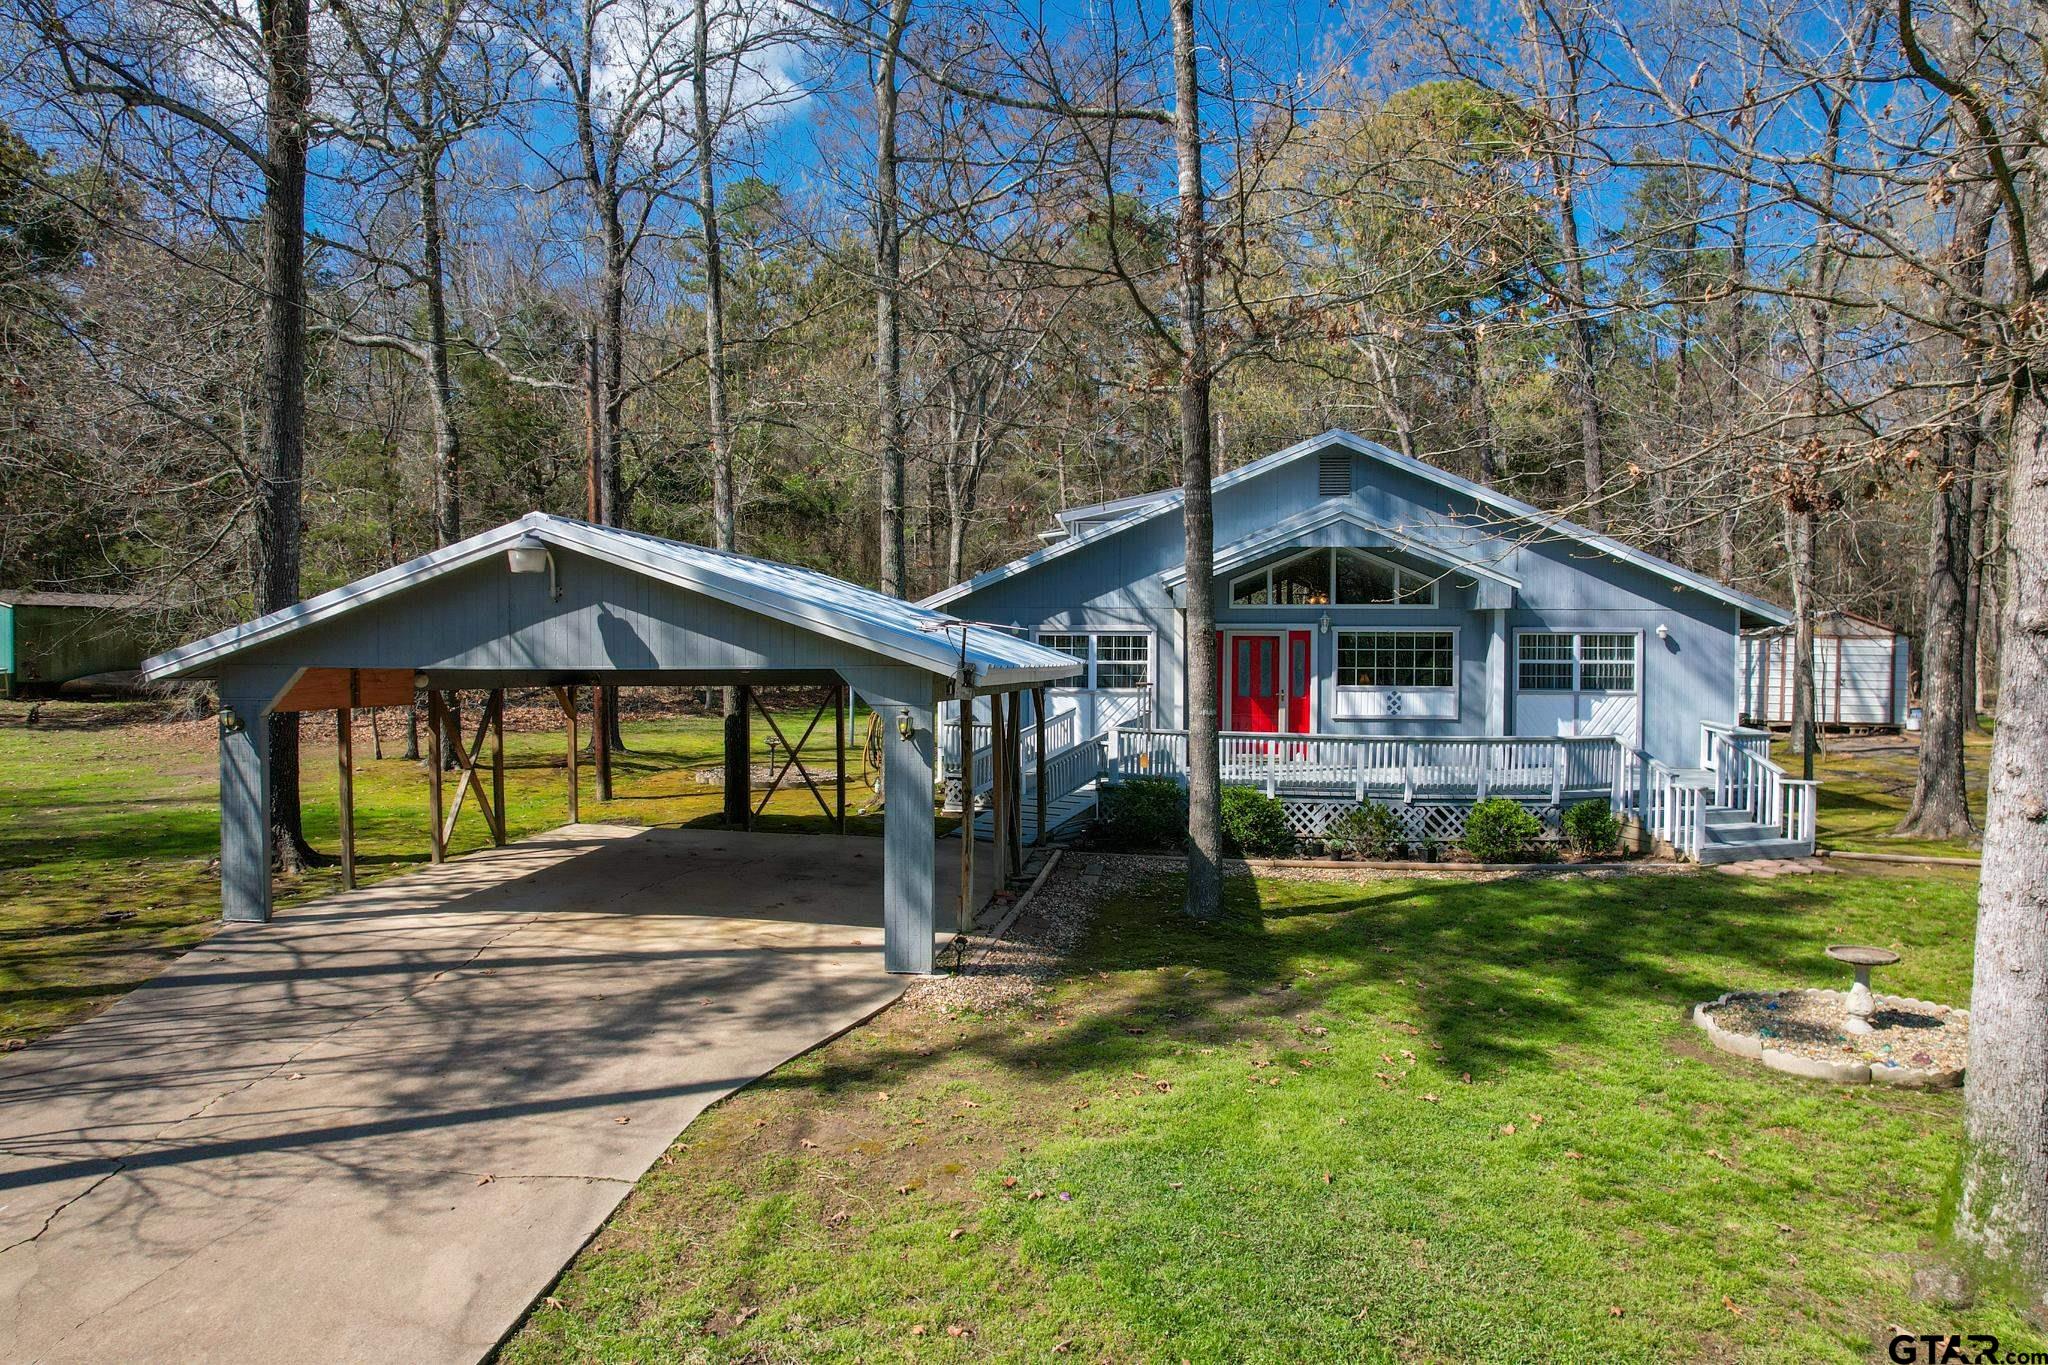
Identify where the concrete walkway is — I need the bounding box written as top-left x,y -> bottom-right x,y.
0,825 -> 970,1363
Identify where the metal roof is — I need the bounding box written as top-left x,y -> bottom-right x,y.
143,514 -> 1083,691
922,429 -> 1791,626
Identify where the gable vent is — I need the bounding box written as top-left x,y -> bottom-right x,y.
1318,449 -> 1353,497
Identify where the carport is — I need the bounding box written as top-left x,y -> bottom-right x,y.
141,513 -> 1080,974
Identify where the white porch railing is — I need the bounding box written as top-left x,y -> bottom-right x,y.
1703,727 -> 1819,848
942,708 -> 1080,796
1644,758 -> 1714,858
1700,720 -> 1772,770
1106,728 -> 1634,810
1034,734 -> 1107,807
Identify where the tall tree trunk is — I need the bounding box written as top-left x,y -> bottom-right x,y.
598,231 -> 626,529
1170,0 -> 1220,922
1784,504 -> 1817,754
1954,381 -> 2048,1296
872,0 -> 911,597
1904,169 -> 1996,833
1457,307 -> 1499,486
695,0 -> 737,728
595,216 -> 627,752
419,143 -> 461,547
1978,482 -> 2005,720
1901,424 -> 1975,835
1962,408 -> 1993,720
1550,149 -> 1604,529
694,0 -> 731,556
1717,166 -> 1754,582
259,0 -> 313,869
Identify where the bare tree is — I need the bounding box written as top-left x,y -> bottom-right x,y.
326,0 -> 517,548
20,0 -> 322,865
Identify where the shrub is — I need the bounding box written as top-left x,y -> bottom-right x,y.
1098,777 -> 1188,851
1220,785 -> 1295,857
1325,801 -> 1403,859
1462,797 -> 1544,862
1561,798 -> 1622,857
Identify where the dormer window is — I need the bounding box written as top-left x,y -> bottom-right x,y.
1230,548 -> 1438,607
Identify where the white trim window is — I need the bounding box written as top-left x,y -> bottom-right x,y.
1517,632 -> 1638,692
1230,548 -> 1438,608
1035,631 -> 1152,691
1332,628 -> 1458,719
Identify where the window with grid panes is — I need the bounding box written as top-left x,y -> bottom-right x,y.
1517,633 -> 1575,690
1577,633 -> 1636,691
1336,630 -> 1454,688
1094,634 -> 1151,689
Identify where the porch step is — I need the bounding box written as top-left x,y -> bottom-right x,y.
1704,806 -> 1758,828
1696,837 -> 1812,865
967,785 -> 1099,845
1704,819 -> 1778,844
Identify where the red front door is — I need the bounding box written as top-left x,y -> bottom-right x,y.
1286,630 -> 1312,734
1228,634 -> 1282,733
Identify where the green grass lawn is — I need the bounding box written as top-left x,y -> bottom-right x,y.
0,700 -> 2030,1358
0,695 -> 891,1042
1787,730 -> 1992,861
500,867 -> 2038,1363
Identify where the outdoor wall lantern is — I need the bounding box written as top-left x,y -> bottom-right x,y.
507,534 -> 562,600
218,705 -> 243,734
1655,623 -> 1671,642
1318,612 -> 1331,635
897,708 -> 915,741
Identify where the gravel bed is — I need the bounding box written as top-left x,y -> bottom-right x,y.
902,854 -> 1153,1014
1703,989 -> 1969,1073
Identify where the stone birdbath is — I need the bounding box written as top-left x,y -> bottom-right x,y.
1827,944 -> 1901,1035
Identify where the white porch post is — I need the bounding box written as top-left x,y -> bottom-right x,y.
1485,609 -> 1509,736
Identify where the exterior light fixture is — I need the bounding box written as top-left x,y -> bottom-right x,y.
218,704 -> 243,734
1318,612 -> 1331,635
507,534 -> 561,600
897,708 -> 915,741
1655,623 -> 1671,641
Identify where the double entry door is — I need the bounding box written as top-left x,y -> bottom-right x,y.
1217,630 -> 1312,734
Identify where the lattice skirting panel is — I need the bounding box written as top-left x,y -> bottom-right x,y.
1278,799 -> 1564,846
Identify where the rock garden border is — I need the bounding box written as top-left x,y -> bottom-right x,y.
1693,988 -> 1967,1088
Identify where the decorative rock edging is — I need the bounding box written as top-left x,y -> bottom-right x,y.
1693,988 -> 1967,1089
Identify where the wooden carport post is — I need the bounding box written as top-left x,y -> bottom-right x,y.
956,689 -> 974,931
1033,686 -> 1047,847
1007,691 -> 1024,868
592,679 -> 613,801
554,686 -> 581,823
426,687 -> 446,863
834,684 -> 847,834
488,687 -> 506,847
335,670 -> 356,890
989,694 -> 1008,888
725,683 -> 751,828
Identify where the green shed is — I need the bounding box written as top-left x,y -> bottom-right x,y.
0,590 -> 149,697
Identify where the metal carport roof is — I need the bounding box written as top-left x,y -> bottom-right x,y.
147,514 -> 1079,977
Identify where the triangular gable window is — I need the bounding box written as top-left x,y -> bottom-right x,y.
1229,548 -> 1437,607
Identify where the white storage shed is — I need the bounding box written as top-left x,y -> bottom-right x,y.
1741,610 -> 1910,730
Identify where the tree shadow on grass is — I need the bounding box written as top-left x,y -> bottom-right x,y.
748,867 -> 1909,1109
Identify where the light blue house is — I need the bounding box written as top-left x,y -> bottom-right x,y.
925,431 -> 1818,863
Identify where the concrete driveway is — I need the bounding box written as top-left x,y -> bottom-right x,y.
0,825 -> 969,1363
